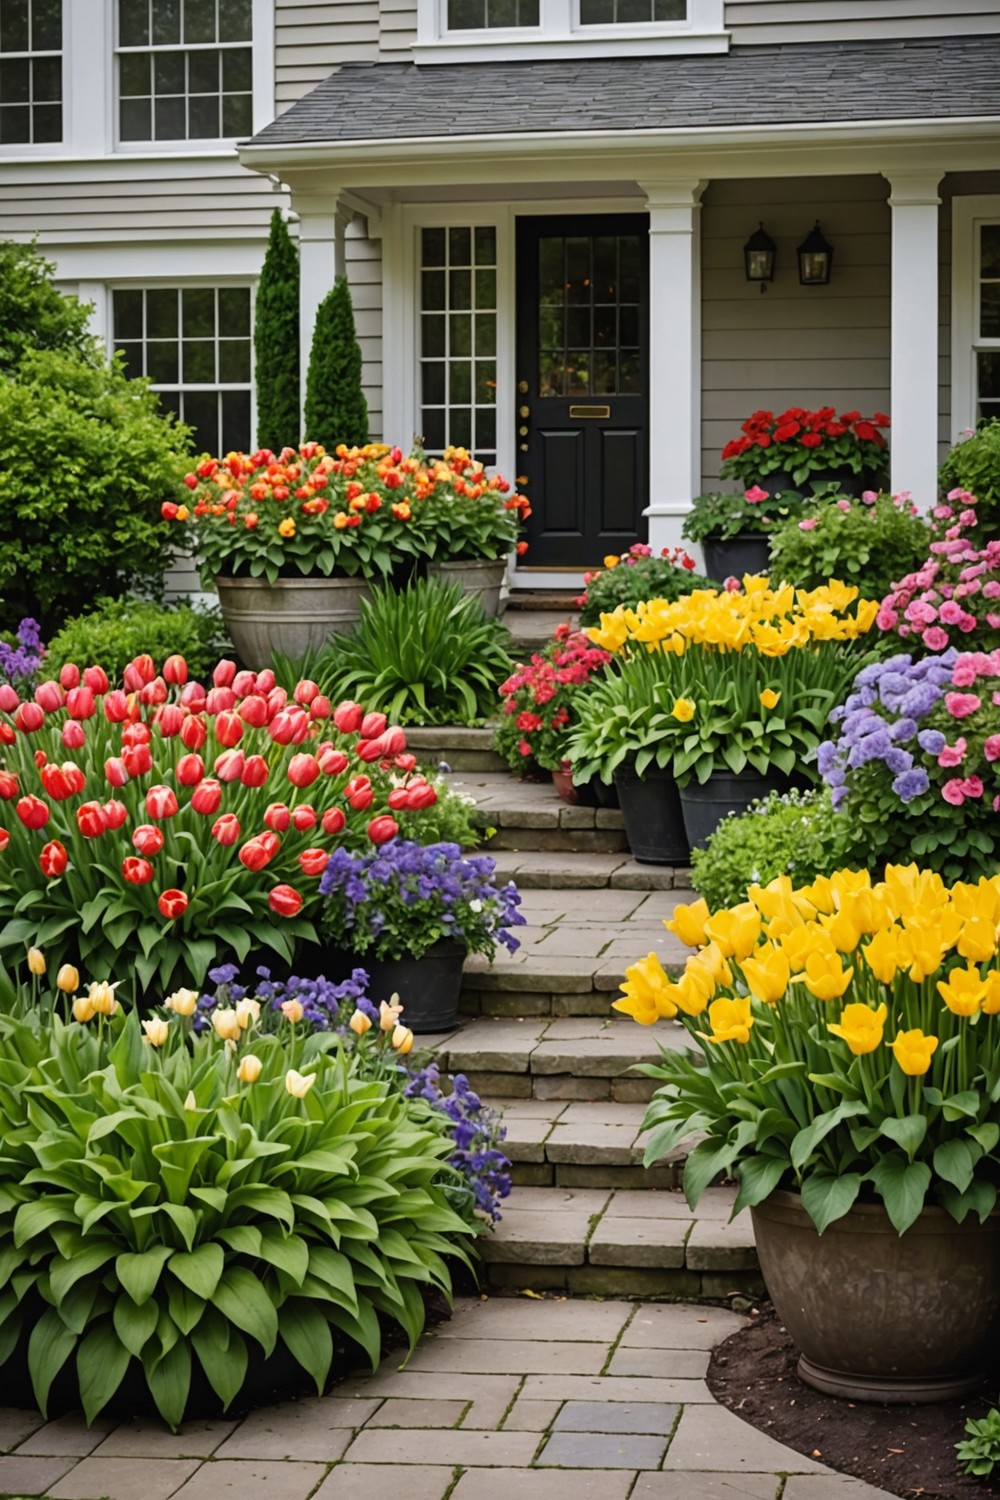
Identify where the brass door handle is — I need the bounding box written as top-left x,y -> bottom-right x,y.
518,380 -> 529,394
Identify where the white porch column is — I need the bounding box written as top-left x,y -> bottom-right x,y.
637,178 -> 707,556
885,171 -> 943,508
293,190 -> 343,425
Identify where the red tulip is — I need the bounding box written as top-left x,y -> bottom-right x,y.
40,839 -> 68,878
191,778 -> 222,815
215,711 -> 243,748
322,806 -> 346,836
103,799 -> 128,831
83,665 -> 109,694
77,801 -> 109,838
383,726 -> 407,756
344,776 -> 373,811
139,677 -> 167,707
241,754 -> 268,788
268,710 -> 297,745
267,686 -> 288,715
103,690 -> 129,723
360,711 -> 387,741
40,762 -> 86,801
181,714 -> 207,751
158,888 -> 188,919
122,721 -> 151,748
122,744 -> 152,778
0,723 -> 16,746
0,772 -> 18,800
213,659 -> 237,688
288,754 -> 320,789
256,669 -> 276,694
406,780 -> 438,811
268,883 -> 303,917
215,749 -> 245,783
17,795 -> 49,830
156,703 -> 184,738
294,679 -> 319,706
14,703 -> 44,733
34,749 -> 46,769
34,681 -> 64,713
180,682 -> 207,712
239,836 -> 275,872
206,686 -> 237,716
132,824 -> 164,855
176,753 -> 205,786
127,654 -> 156,687
238,695 -> 269,728
0,685 -> 18,713
65,686 -> 96,720
59,663 -> 80,690
333,701 -> 364,734
387,787 -> 408,810
163,654 -> 188,685
123,856 -> 156,885
367,815 -> 399,845
298,848 -> 329,876
145,785 -> 179,820
211,812 -> 241,845
292,805 -> 317,832
309,695 -> 332,720
0,828 -> 9,851
264,802 -> 291,832
355,736 -> 387,764
319,748 -> 349,776
105,757 -> 129,787
232,670 -> 257,697
62,721 -> 86,750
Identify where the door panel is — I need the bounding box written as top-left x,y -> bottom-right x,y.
516,214 -> 649,569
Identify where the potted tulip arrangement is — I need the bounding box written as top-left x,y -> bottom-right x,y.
624,865 -> 1000,1402
318,840 -> 526,1032
566,579 -> 878,859
0,652 -> 445,998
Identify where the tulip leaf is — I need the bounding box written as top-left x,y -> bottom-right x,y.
800,1171 -> 861,1234
940,1179 -> 998,1226
871,1154 -> 932,1235
878,1114 -> 927,1159
682,1136 -> 741,1209
117,1246 -> 174,1305
49,1241 -> 117,1303
733,1153 -> 787,1213
212,1266 -> 279,1356
279,1299 -> 334,1395
13,1197 -> 77,1247
259,1228 -> 309,1287
27,1306 -> 78,1416
146,1337 -> 192,1431
77,1320 -> 131,1425
933,1138 -> 978,1194
790,1100 -> 867,1171
941,1091 -> 980,1122
168,1243 -> 224,1302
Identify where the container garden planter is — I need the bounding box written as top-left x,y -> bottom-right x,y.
427,556 -> 507,618
215,573 -> 369,665
350,939 -> 467,1034
613,761 -> 689,865
552,762 -> 601,808
702,532 -> 770,585
494,626 -> 613,779
717,405 -> 890,497
678,766 -> 791,851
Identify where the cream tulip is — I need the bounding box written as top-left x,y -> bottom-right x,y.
27,947 -> 45,976
211,1007 -> 241,1041
285,1068 -> 316,1099
72,994 -> 96,1023
379,998 -> 403,1032
348,1009 -> 373,1035
141,1017 -> 169,1047
391,1024 -> 414,1056
87,981 -> 120,1016
235,997 -> 261,1029
237,1054 -> 263,1083
56,964 -> 80,993
280,998 -> 304,1025
165,987 -> 198,1016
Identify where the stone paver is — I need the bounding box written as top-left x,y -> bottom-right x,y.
783,1479 -> 897,1500
452,1469 -> 635,1500
341,1427 -> 541,1465
539,1429 -> 669,1468
169,1458 -> 329,1498
553,1399 -> 679,1434
312,1463 -> 456,1499
663,1406 -> 828,1473
0,1453 -> 75,1495
47,1455 -> 202,1499
632,1477 -> 778,1498
90,1417 -> 237,1458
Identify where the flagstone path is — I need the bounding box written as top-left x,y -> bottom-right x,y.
0,1297 -> 895,1500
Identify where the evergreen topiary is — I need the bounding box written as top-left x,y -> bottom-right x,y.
304,274 -> 369,448
254,209 -> 300,451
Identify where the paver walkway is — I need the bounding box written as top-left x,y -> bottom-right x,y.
0,1296 -> 895,1500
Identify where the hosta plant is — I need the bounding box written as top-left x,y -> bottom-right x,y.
623,864 -> 1000,1235
0,653 -> 443,997
690,786 -> 851,914
0,975 -> 477,1429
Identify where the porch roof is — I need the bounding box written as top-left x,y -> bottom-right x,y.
249,35 -> 1000,149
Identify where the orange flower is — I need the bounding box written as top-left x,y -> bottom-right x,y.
278,517 -> 296,538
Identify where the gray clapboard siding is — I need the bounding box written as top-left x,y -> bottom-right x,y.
380,0 -> 419,56
345,215 -> 384,439
726,0 -> 1000,45
275,0 -> 379,104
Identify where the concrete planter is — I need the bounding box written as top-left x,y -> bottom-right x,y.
427,557 -> 507,617
215,574 -> 370,667
751,1189 -> 1000,1402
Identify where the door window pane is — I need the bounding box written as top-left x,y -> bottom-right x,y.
419,223 -> 498,465
536,232 -> 644,397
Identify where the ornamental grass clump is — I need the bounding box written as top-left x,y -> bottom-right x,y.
493,625 -> 611,775
0,968 -> 477,1429
622,864 -> 1000,1235
875,492 -> 1000,656
567,579 -> 878,786
819,647 -> 1000,881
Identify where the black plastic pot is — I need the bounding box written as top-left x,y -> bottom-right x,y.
679,767 -> 791,852
612,762 -> 690,865
355,941 -> 467,1034
757,466 -> 862,499
703,532 -> 770,584
594,777 -> 621,810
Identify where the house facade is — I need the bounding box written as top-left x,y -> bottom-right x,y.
2,1 -> 1000,588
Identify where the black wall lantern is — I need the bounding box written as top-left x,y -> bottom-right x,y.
797,221 -> 834,285
743,222 -> 776,290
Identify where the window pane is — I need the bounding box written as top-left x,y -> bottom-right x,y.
451,360 -> 471,404
115,340 -> 144,376
183,0 -> 215,43
450,313 -> 471,356
448,226 -> 471,266
154,48 -> 185,92
982,226 -> 1000,279
477,407 -> 496,454
114,289 -> 144,339
981,283 -> 1000,340
474,268 -> 496,309
182,389 -> 219,455
118,0 -> 149,47
119,95 -> 151,138
421,408 -> 446,449
475,360 -> 496,403
184,286 -> 219,333
147,340 -> 179,383
120,52 -> 150,95
219,0 -> 252,41
221,89 -> 251,135
218,286 -> 250,332
451,409 -> 472,448
188,46 -> 219,92
581,0 -> 685,17
448,0 -> 484,27
187,90 -> 219,136
221,45 -> 250,89
146,289 -> 178,337
979,352 -> 1000,401
218,338 -> 250,382
151,0 -> 181,45
422,315 -> 445,358
421,269 -> 445,309
221,389 -> 251,452
0,0 -> 29,52
449,268 -> 471,308
475,225 -> 496,265
0,103 -> 28,140
654,0 -> 686,17
183,339 -> 215,382
475,312 -> 496,356
421,228 -> 446,268
154,92 -> 185,138
31,98 -> 59,138
0,58 -> 28,102
32,0 -> 61,50
421,361 -> 446,405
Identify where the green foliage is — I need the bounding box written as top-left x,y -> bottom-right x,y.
682,489 -> 805,545
284,578 -> 514,726
576,547 -> 710,627
0,994 -> 475,1428
940,418 -> 1000,540
690,787 -> 852,911
0,349 -> 190,632
46,597 -> 226,684
768,492 -> 930,601
304,276 -> 369,449
957,1406 -> 1000,1477
406,782 -> 482,848
0,240 -> 96,377
254,210 -> 300,451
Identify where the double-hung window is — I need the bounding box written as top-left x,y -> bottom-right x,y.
0,0 -> 61,145
417,0 -> 724,59
117,0 -> 253,144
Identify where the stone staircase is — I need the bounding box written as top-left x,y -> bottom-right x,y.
414,756 -> 763,1304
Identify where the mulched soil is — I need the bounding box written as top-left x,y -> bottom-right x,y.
707,1303 -> 1000,1500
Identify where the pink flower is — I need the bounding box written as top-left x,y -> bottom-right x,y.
876,606 -> 898,630
937,737 -> 967,768
964,775 -> 984,799
939,600 -> 964,625
905,600 -> 937,626
798,518 -> 818,531
984,735 -> 1000,762
944,692 -> 981,719
988,613 -> 1000,629
942,778 -> 967,806
960,509 -> 979,526
861,490 -> 878,505
952,661 -> 979,687
922,626 -> 949,651
837,499 -> 851,512
744,485 -> 769,504
724,576 -> 743,592
933,505 -> 954,520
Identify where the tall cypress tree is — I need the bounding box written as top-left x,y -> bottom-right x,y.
303,274 -> 369,449
254,209 -> 300,451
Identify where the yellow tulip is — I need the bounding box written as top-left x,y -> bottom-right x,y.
739,944 -> 790,1005
957,917 -> 997,965
236,997 -> 262,1029
165,988 -> 198,1016
704,902 -> 761,963
348,1008 -> 373,1035
671,698 -> 696,723
141,1017 -> 169,1047
827,1001 -> 887,1056
889,1028 -> 938,1077
664,897 -> 710,949
800,947 -> 853,1002
280,998 -> 304,1025
673,961 -> 715,1017
379,998 -> 403,1032
983,971 -> 1000,1015
603,554 -> 620,569
819,907 -> 864,957
87,981 -> 120,1017
797,874 -> 836,915
759,689 -> 781,710
285,1068 -> 316,1099
900,928 -> 948,985
27,947 -> 45,976
72,995 -> 96,1023
703,995 -> 754,1045
237,1054 -> 263,1083
56,964 -> 79,994
862,925 -> 904,985
882,864 -> 947,923
392,1024 -> 414,1055
211,1007 -> 241,1041
937,965 -> 987,1017
952,878 -> 1000,926
614,951 -> 679,1026
778,926 -> 815,972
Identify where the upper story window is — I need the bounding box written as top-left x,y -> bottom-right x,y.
417,0 -> 725,59
0,0 -> 62,146
117,0 -> 253,144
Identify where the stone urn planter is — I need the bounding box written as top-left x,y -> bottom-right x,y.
751,1189 -> 1000,1402
427,557 -> 507,618
215,575 -> 370,667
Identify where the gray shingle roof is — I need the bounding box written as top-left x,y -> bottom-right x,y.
249,35 -> 1000,148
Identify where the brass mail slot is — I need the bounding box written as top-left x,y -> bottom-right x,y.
569,404 -> 610,419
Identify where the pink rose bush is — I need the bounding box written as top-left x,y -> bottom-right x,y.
876,492 -> 1000,656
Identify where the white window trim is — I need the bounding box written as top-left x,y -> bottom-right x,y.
951,194 -> 1000,440
414,0 -> 727,61
0,0 -> 67,160
0,0 -> 272,160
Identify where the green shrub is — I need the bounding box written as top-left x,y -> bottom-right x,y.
940,418 -> 1000,539
0,984 -> 476,1429
576,545 -> 710,627
0,240 -> 96,377
254,210 -> 300,451
304,275 -> 368,449
46,597 -> 226,683
281,578 -> 513,726
690,786 -> 852,911
957,1406 -> 1000,1478
768,491 -> 930,600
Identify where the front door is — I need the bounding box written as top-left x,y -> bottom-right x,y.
515,215 -> 649,570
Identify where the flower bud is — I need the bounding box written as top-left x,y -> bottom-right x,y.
72,995 -> 96,1023
348,1008 -> 372,1035
163,654 -> 188,685
59,663 -> 80,690
285,1068 -> 316,1099
235,997 -> 261,1029
211,1007 -> 241,1041
237,1054 -> 263,1084
142,1017 -> 170,1047
27,947 -> 45,976
280,997 -> 304,1024
391,1024 -> 414,1055
56,963 -> 79,993
213,659 -> 237,688
333,701 -> 364,734
165,988 -> 198,1016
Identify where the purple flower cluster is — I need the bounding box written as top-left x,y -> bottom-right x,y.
199,962 -> 372,1032
820,651 -> 958,808
0,619 -> 44,686
319,839 -> 525,962
406,1062 -> 511,1223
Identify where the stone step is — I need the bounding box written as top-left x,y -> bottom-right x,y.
408,726 -> 508,775
481,1184 -> 763,1301
502,605 -> 579,660
485,850 -> 691,893
498,1098 -> 700,1190
452,771 -> 629,855
430,1014 -> 695,1103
